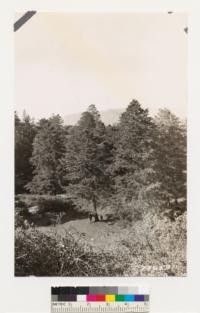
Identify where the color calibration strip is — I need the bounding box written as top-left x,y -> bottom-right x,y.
51,287 -> 149,313
51,286 -> 149,302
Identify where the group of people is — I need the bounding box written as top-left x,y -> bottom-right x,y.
88,212 -> 103,223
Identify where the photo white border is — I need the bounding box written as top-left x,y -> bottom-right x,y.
0,1 -> 200,312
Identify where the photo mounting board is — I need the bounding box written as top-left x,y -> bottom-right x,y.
0,0 -> 199,312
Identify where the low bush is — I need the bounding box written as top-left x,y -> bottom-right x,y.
15,227 -> 131,276
114,197 -> 151,223
119,211 -> 186,276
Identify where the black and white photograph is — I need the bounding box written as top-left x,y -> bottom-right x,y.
14,12 -> 187,277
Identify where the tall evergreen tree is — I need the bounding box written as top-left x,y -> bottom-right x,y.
88,104 -> 101,122
26,115 -> 66,195
15,111 -> 36,193
113,100 -> 156,202
154,109 -> 186,204
64,106 -> 113,215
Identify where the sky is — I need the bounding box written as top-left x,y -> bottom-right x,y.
15,12 -> 187,119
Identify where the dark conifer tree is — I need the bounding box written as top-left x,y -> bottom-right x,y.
26,115 -> 66,195
64,106 -> 113,216
154,109 -> 186,205
15,111 -> 36,193
113,100 -> 156,202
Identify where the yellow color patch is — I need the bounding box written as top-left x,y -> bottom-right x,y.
105,295 -> 115,302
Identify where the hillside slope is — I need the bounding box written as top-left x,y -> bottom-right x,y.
63,108 -> 124,125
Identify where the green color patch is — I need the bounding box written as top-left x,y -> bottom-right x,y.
116,295 -> 125,301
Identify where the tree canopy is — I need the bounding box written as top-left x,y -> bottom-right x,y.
26,115 -> 66,195
15,102 -> 186,217
15,111 -> 36,193
113,100 -> 157,202
64,106 -> 113,213
154,109 -> 186,203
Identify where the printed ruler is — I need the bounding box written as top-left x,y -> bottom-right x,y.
51,286 -> 150,313
51,301 -> 149,313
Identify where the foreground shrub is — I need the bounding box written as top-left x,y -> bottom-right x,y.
15,227 -> 131,276
120,212 -> 186,276
152,212 -> 186,275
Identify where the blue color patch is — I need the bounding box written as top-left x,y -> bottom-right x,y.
124,295 -> 135,301
135,295 -> 144,301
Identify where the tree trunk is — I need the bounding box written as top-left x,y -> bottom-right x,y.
92,196 -> 99,222
93,195 -> 97,212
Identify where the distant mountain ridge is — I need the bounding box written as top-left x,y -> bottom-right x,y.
63,108 -> 124,126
